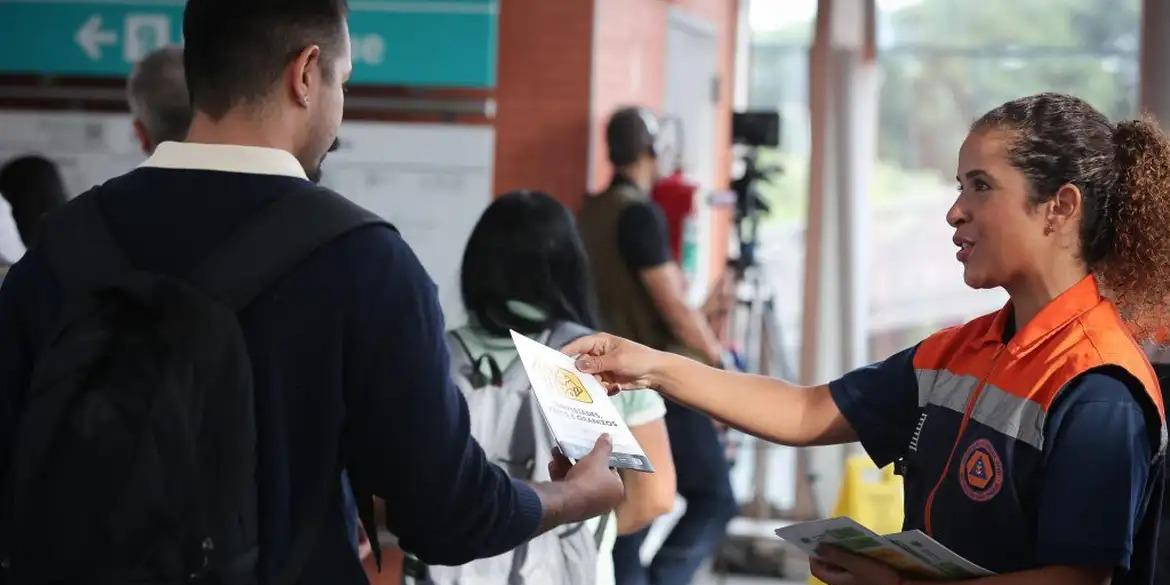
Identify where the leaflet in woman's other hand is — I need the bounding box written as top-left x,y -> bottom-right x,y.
775,517 -> 993,580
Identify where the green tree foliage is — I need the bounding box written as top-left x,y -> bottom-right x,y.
877,0 -> 1140,179
746,0 -> 1140,219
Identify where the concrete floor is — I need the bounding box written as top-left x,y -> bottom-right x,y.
693,566 -> 805,585
644,509 -> 811,585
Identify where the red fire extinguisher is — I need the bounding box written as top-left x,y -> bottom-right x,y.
652,170 -> 698,265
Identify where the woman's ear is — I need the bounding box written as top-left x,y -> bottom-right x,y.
1048,183 -> 1083,235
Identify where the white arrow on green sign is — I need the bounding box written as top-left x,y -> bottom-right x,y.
0,0 -> 498,88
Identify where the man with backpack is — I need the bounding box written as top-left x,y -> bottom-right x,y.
0,1 -> 623,584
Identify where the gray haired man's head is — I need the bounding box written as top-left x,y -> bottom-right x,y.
127,46 -> 192,154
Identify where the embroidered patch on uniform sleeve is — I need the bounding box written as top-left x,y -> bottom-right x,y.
959,438 -> 1003,502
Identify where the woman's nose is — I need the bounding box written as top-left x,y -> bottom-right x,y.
946,197 -> 969,228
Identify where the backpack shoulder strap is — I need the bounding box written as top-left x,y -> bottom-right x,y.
40,188 -> 130,292
594,512 -> 610,550
186,186 -> 389,585
545,322 -> 595,352
189,184 -> 391,311
448,330 -> 504,388
447,330 -> 476,366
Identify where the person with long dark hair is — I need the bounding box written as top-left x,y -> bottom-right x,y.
0,155 -> 67,248
567,93 -> 1170,585
444,191 -> 677,585
460,190 -> 601,339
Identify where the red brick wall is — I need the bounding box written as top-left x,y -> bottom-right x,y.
588,0 -> 736,193
493,0 -> 737,274
492,0 -> 595,209
588,0 -> 738,279
588,0 -> 669,192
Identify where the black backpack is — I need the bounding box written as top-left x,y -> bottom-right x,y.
1,186 -> 386,584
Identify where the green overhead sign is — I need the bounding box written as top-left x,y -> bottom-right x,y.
0,0 -> 498,87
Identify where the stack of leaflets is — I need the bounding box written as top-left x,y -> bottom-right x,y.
775,517 -> 993,580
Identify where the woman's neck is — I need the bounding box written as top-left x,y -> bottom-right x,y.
1007,263 -> 1090,333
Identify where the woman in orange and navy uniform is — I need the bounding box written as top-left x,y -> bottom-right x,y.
565,93 -> 1170,585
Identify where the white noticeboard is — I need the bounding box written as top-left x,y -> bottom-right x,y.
0,110 -> 144,198
0,112 -> 491,325
320,122 -> 494,326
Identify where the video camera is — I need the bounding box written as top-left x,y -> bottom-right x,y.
730,110 -> 782,272
732,111 -> 781,149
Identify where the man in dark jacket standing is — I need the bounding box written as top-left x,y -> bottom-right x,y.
0,1 -> 622,583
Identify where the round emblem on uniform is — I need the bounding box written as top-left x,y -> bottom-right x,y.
959,438 -> 1003,502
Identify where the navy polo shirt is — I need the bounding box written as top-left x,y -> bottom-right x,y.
0,143 -> 543,584
830,342 -> 1161,581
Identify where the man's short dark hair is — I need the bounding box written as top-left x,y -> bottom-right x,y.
183,0 -> 348,119
128,46 -> 192,144
607,107 -> 659,167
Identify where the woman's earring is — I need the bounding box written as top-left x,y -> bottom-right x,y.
1044,223 -> 1055,236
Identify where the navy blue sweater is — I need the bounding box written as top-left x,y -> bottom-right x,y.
0,168 -> 542,583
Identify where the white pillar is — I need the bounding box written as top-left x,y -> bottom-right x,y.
733,0 -> 751,112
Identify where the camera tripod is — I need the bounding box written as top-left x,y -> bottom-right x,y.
726,148 -> 820,523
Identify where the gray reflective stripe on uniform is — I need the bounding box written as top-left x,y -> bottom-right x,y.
969,383 -> 1046,450
915,368 -> 1047,451
915,369 -> 979,410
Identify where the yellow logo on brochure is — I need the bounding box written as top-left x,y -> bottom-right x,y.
555,368 -> 593,404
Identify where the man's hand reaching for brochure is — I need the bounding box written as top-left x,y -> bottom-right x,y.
530,434 -> 625,535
